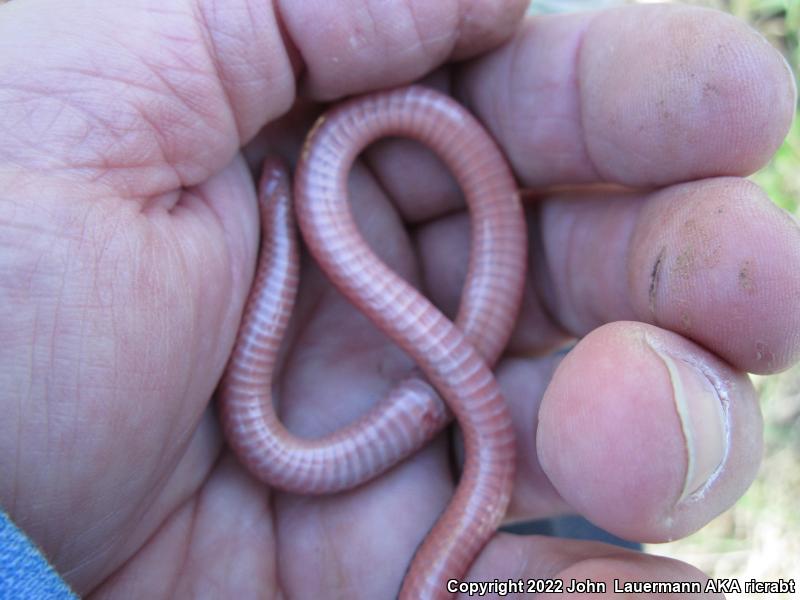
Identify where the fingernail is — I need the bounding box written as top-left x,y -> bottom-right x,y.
648,342 -> 728,501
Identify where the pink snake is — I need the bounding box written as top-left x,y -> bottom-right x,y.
220,86 -> 527,599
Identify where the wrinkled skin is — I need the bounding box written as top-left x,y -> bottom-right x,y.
1,1 -> 799,598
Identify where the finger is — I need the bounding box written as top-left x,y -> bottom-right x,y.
626,179 -> 800,374
449,320 -> 766,531
360,3 -> 795,216
458,4 -> 796,187
536,321 -> 761,544
416,177 -> 800,374
545,178 -> 800,374
0,0 -> 527,196
469,534 -> 720,599
280,0 -> 528,100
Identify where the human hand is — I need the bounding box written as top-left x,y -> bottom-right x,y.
1,1 -> 798,598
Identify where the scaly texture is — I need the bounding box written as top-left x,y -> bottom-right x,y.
220,86 -> 527,599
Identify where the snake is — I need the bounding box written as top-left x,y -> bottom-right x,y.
220,85 -> 527,599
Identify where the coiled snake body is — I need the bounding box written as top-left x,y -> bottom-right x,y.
220,86 -> 527,599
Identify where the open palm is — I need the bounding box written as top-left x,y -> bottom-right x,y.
2,1 -> 799,598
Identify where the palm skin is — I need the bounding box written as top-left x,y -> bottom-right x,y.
1,1 -> 799,598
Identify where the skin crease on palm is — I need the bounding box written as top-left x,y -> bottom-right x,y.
0,0 -> 798,598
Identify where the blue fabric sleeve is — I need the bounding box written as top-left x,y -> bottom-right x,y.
0,511 -> 77,600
